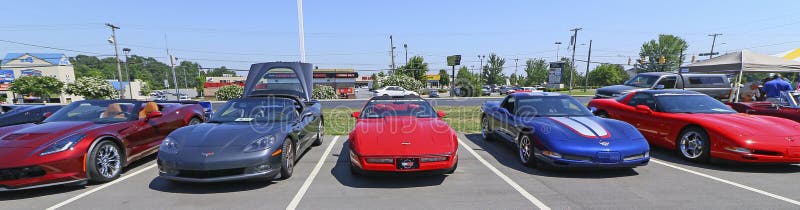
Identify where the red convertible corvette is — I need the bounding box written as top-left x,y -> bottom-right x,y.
588,90 -> 800,164
729,91 -> 800,122
0,100 -> 204,191
349,95 -> 458,175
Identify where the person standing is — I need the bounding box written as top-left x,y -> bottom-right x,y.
762,74 -> 792,102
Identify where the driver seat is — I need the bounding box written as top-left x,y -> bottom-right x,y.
102,103 -> 126,119
139,102 -> 160,119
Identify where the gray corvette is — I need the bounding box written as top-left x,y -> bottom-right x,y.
157,62 -> 323,182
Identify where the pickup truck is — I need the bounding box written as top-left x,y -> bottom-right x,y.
595,72 -> 732,100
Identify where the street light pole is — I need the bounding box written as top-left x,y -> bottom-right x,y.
106,23 -> 124,99
555,42 -> 562,60
404,43 -> 408,65
122,48 -> 133,99
478,55 -> 485,85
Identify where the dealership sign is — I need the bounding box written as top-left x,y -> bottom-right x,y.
548,62 -> 564,84
0,70 -> 15,83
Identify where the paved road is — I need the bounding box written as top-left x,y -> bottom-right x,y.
3,134 -> 799,210
211,96 -> 593,111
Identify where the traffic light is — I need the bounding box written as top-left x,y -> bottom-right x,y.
659,55 -> 666,64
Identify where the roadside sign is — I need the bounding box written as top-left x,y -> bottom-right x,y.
548,62 -> 564,84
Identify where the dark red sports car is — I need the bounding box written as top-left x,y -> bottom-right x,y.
348,95 -> 458,175
729,91 -> 800,122
0,100 -> 204,191
588,90 -> 800,164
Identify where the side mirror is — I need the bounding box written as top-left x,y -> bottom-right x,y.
437,110 -> 446,118
351,112 -> 361,119
145,111 -> 163,121
635,105 -> 653,114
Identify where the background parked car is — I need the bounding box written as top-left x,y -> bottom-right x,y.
373,86 -> 418,97
0,105 -> 63,127
595,72 -> 732,100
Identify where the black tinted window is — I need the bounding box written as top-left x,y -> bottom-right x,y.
688,76 -> 724,85
627,93 -> 657,110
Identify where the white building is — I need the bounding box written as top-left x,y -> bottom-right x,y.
1,53 -> 83,103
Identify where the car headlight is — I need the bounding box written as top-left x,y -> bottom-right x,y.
40,134 -> 86,156
160,137 -> 180,154
243,136 -> 276,153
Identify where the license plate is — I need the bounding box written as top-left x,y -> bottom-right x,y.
395,158 -> 419,170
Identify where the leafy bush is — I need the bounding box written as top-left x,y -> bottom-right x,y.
215,85 -> 244,101
9,76 -> 64,99
313,85 -> 338,99
380,74 -> 425,92
64,77 -> 116,99
437,89 -> 448,93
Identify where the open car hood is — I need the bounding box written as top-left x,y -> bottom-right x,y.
243,62 -> 314,100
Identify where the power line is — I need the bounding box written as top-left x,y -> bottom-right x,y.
0,39 -> 103,55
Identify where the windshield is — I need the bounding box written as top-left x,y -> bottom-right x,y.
624,75 -> 660,88
656,95 -> 736,114
45,101 -> 141,123
210,98 -> 299,123
360,99 -> 436,118
515,96 -> 592,117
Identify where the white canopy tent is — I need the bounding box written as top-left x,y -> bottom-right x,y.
682,50 -> 800,102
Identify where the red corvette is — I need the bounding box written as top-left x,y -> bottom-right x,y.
729,91 -> 800,122
348,96 -> 458,175
588,90 -> 800,164
0,100 -> 204,191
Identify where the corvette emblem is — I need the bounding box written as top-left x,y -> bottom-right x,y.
401,141 -> 411,145
400,159 -> 414,169
599,141 -> 610,146
201,152 -> 215,157
788,137 -> 795,142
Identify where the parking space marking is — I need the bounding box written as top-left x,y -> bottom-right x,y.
46,163 -> 157,210
651,159 -> 800,206
286,136 -> 340,210
457,138 -> 551,210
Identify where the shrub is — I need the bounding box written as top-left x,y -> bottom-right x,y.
215,85 -> 244,101
64,77 -> 116,99
380,74 -> 425,92
313,85 -> 338,99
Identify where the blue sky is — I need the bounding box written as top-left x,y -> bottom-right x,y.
2,0 -> 799,76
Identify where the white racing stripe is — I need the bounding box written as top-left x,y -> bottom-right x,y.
569,117 -> 608,137
651,159 -> 800,206
46,164 -> 157,210
457,138 -> 551,210
549,117 -> 595,137
286,136 -> 340,210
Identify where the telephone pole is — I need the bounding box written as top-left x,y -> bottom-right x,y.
513,58 -> 519,85
584,40 -> 592,92
106,23 -> 124,99
569,27 -> 582,93
708,33 -> 722,59
389,35 -> 396,74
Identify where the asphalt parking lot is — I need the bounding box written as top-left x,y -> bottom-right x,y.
2,134 -> 799,210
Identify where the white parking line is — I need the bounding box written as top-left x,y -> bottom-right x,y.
457,138 -> 551,210
286,136 -> 340,210
651,159 -> 800,206
46,164 -> 157,210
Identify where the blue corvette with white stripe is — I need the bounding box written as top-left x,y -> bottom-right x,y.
480,92 -> 650,169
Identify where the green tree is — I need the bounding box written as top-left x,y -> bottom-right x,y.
635,34 -> 688,73
382,74 -> 425,92
455,66 -> 480,97
560,57 -> 584,89
215,85 -> 244,101
64,77 -> 117,99
587,64 -> 630,86
438,69 -> 450,87
523,58 -> 548,86
9,76 -> 64,101
482,53 -> 505,85
397,56 -> 429,82
206,66 -> 236,77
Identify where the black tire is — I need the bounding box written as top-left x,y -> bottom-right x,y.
595,110 -> 609,118
87,140 -> 123,183
188,117 -> 202,125
312,120 -> 323,146
481,116 -> 496,141
445,160 -> 458,174
279,139 -> 295,179
677,127 -> 711,163
518,135 -> 539,168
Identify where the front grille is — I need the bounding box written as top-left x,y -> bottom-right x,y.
0,166 -> 46,181
177,168 -> 245,179
595,152 -> 621,163
561,154 -> 592,161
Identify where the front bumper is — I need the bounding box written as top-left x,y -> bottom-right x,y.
535,152 -> 650,168
712,150 -> 800,164
0,153 -> 86,190
157,149 -> 283,182
351,152 -> 457,174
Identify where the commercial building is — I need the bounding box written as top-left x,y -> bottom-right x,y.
313,68 -> 358,99
202,76 -> 246,97
0,53 -> 82,103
